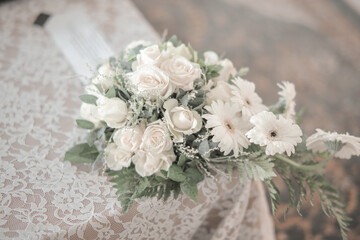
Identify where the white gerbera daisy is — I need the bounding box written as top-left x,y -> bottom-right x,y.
306,129 -> 360,159
230,77 -> 267,118
277,81 -> 296,119
203,101 -> 251,157
246,111 -> 303,156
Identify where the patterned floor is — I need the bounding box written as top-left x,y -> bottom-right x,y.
133,0 -> 360,239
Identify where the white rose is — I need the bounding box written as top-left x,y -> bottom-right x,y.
206,81 -> 233,103
105,143 -> 132,171
93,62 -> 116,91
166,42 -> 195,61
203,51 -> 219,65
132,45 -> 162,70
113,126 -> 144,152
80,103 -> 101,127
132,149 -> 176,177
163,99 -> 202,142
160,56 -> 201,91
213,59 -> 237,82
140,120 -> 173,153
97,96 -> 128,128
129,65 -> 174,99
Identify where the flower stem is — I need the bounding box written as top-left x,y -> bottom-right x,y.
274,154 -> 332,172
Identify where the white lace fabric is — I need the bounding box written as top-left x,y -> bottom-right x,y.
0,0 -> 275,239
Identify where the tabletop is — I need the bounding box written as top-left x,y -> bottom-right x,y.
0,0 -> 275,239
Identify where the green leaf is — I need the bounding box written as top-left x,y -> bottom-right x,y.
94,151 -> 103,163
266,180 -> 280,216
126,44 -> 144,62
199,140 -> 210,158
184,167 -> 204,184
150,113 -> 158,122
205,64 -> 223,80
244,158 -> 276,181
164,182 -> 172,201
296,107 -> 306,125
76,119 -> 94,129
155,175 -> 166,182
237,163 -> 244,183
157,185 -> 164,200
109,57 -> 118,69
177,154 -> 188,167
187,44 -> 196,62
173,184 -> 181,199
136,178 -> 149,193
79,94 -> 98,105
168,35 -> 182,47
198,58 -> 206,68
105,86 -> 116,98
237,67 -> 249,77
160,170 -> 168,177
180,181 -> 198,202
207,64 -> 223,72
168,165 -> 186,182
65,143 -> 99,163
87,127 -> 106,146
180,93 -> 189,106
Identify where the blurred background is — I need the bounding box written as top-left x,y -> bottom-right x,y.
132,0 -> 360,239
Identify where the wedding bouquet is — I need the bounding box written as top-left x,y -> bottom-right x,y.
65,36 -> 360,239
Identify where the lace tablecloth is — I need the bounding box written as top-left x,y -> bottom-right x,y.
0,0 -> 275,239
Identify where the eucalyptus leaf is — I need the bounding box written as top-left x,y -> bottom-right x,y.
176,88 -> 186,99
65,143 -> 99,163
168,165 -> 186,182
168,35 -> 182,47
184,167 -> 204,184
105,86 -> 116,98
94,84 -> 104,94
79,94 -> 98,105
198,58 -> 206,68
87,127 -> 106,146
109,57 -> 118,69
180,181 -> 198,202
207,64 -> 223,72
76,119 -> 94,129
87,131 -> 97,146
209,141 -> 219,149
177,154 -> 188,167
150,113 -> 158,122
199,140 -> 210,158
180,93 -> 189,106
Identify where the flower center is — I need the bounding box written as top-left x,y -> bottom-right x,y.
270,130 -> 278,138
224,120 -> 235,133
245,98 -> 251,106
